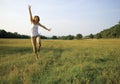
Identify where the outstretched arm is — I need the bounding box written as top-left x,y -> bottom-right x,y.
28,5 -> 33,23
39,23 -> 51,31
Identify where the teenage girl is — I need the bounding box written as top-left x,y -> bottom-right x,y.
28,5 -> 51,60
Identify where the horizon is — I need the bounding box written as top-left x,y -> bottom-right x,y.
0,0 -> 120,36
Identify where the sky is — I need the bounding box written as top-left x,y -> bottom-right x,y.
0,0 -> 120,36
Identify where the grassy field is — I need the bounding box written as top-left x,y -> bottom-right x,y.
0,39 -> 120,84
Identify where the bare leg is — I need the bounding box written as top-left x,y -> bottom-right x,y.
37,35 -> 41,52
31,37 -> 39,60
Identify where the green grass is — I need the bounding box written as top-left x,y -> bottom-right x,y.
0,39 -> 120,84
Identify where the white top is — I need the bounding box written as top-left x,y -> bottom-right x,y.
31,23 -> 39,37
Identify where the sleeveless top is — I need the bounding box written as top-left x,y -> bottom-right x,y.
31,23 -> 39,37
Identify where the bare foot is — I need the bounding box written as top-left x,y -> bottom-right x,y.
35,56 -> 39,60
35,53 -> 39,60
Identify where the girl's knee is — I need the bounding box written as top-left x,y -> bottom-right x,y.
33,49 -> 37,53
33,46 -> 37,53
39,43 -> 41,47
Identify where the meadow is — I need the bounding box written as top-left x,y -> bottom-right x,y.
0,39 -> 120,84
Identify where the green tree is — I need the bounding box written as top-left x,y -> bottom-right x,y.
95,33 -> 102,39
51,35 -> 58,39
0,30 -> 7,38
89,34 -> 94,39
66,35 -> 74,40
76,34 -> 82,39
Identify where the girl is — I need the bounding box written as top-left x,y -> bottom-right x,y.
28,5 -> 51,60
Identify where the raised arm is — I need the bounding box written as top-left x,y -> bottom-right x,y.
28,5 -> 33,23
39,23 -> 51,31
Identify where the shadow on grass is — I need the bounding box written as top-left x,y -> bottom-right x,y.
41,47 -> 71,58
0,46 -> 32,57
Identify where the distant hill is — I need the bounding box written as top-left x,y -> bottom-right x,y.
95,22 -> 120,39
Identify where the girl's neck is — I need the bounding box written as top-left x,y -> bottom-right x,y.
33,22 -> 38,25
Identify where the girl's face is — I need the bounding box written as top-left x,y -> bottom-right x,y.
34,16 -> 40,23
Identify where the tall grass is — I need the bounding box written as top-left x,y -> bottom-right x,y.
0,39 -> 120,84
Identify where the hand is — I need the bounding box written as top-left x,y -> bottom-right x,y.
48,28 -> 51,31
28,5 -> 31,9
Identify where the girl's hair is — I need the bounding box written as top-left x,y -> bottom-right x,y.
34,16 -> 40,22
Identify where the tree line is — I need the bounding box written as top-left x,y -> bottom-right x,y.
51,34 -> 83,40
0,30 -> 30,39
0,29 -> 49,39
52,22 -> 120,39
0,21 -> 120,39
0,29 -> 83,40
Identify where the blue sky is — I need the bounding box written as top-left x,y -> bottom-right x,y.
0,0 -> 120,36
